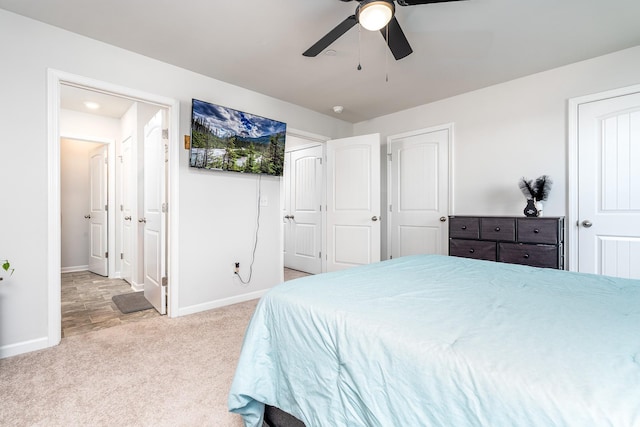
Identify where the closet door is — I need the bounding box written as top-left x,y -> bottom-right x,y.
388,127 -> 450,258
326,134 -> 381,272
577,91 -> 640,278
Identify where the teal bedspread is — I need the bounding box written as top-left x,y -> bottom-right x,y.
228,255 -> 640,426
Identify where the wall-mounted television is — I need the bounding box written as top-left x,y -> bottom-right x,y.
189,98 -> 287,176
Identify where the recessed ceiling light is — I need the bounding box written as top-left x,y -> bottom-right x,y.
333,105 -> 344,114
83,101 -> 100,110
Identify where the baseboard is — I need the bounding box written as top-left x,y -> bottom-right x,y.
130,281 -> 143,292
61,265 -> 88,273
0,336 -> 50,359
177,289 -> 268,317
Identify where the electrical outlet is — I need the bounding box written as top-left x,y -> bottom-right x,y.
234,262 -> 240,274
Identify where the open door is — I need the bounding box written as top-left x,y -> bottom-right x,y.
326,134 -> 381,271
142,110 -> 167,314
121,136 -> 134,284
283,145 -> 324,274
88,144 -> 108,276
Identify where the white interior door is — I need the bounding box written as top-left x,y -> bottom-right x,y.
388,128 -> 450,258
283,145 -> 323,274
326,134 -> 380,272
578,91 -> 640,279
142,110 -> 166,314
88,144 -> 108,276
121,136 -> 133,284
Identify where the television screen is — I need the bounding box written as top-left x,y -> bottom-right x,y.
189,99 -> 287,176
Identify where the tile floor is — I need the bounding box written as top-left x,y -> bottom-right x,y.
61,267 -> 312,338
61,271 -> 159,338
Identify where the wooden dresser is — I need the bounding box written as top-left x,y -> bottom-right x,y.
448,216 -> 565,269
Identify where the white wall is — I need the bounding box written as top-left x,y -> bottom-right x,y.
355,46 -> 640,219
0,9 -> 352,357
60,138 -> 102,271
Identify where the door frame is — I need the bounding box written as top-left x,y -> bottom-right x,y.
47,69 -> 180,347
385,123 -> 454,260
568,83 -> 640,272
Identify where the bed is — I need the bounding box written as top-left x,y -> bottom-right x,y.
228,254 -> 640,427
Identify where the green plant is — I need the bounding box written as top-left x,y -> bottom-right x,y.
1,259 -> 14,279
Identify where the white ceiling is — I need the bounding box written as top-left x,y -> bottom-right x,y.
2,0 -> 640,123
60,85 -> 134,119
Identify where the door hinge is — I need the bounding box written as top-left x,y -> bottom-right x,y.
162,128 -> 169,139
389,204 -> 393,212
319,251 -> 321,259
162,203 -> 168,213
318,157 -> 323,165
387,153 -> 392,161
105,204 -> 108,211
120,204 -> 124,211
319,205 -> 322,212
120,253 -> 123,260
105,251 -> 108,259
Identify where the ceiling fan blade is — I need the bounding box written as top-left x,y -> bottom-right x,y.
397,0 -> 467,5
303,15 -> 357,57
380,16 -> 413,60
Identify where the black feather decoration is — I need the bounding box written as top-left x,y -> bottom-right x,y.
533,175 -> 553,201
518,177 -> 536,200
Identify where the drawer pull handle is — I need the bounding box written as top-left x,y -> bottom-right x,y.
523,254 -> 530,259
534,229 -> 540,233
461,225 -> 467,230
495,227 -> 501,232
469,249 -> 475,253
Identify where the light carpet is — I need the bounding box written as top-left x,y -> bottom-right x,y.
0,299 -> 259,426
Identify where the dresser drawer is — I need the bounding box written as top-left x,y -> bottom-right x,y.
481,217 -> 515,241
498,243 -> 559,269
517,218 -> 561,244
449,217 -> 480,239
450,239 -> 496,261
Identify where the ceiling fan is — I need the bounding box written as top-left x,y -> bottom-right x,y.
303,0 -> 467,61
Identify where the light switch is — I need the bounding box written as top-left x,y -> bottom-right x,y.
260,196 -> 268,207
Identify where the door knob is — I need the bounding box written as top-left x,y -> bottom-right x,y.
124,216 -> 131,221
440,217 -> 447,222
138,218 -> 147,223
371,216 -> 379,222
581,220 -> 593,228
84,214 -> 91,219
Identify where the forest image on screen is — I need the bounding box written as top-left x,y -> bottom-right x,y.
190,99 -> 286,176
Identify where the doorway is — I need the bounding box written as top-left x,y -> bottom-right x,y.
60,138 -> 109,275
48,69 -> 180,346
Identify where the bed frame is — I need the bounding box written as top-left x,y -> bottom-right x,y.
263,405 -> 305,427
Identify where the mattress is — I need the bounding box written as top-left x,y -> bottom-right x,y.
228,255 -> 640,426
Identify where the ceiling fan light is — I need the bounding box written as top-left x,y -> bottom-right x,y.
358,1 -> 394,31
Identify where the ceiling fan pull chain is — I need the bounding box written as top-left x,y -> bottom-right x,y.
357,23 -> 363,71
386,25 -> 390,82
